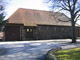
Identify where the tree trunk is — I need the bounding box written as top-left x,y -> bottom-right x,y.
71,20 -> 76,43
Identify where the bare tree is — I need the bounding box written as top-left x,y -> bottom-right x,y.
45,0 -> 80,43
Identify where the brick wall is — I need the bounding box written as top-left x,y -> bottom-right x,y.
33,25 -> 80,39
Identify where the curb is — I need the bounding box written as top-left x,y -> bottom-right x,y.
45,47 -> 62,60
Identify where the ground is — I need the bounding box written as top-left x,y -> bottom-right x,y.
0,39 -> 80,60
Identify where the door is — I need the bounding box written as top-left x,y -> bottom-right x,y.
26,28 -> 33,38
75,29 -> 79,37
5,26 -> 21,41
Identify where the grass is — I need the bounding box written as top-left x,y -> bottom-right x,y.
55,48 -> 80,60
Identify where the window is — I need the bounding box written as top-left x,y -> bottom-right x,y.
30,29 -> 33,32
27,29 -> 29,32
27,28 -> 33,32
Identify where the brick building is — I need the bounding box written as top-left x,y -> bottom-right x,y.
4,8 -> 80,41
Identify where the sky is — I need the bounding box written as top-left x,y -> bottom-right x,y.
5,0 -> 49,19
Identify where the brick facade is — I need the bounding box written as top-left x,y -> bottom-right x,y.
32,25 -> 80,40
4,24 -> 80,41
5,8 -> 80,41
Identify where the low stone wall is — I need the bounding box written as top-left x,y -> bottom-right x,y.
45,47 -> 62,60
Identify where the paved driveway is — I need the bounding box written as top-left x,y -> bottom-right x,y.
0,40 -> 60,60
0,39 -> 80,60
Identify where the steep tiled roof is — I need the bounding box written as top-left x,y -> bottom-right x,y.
8,8 -> 73,26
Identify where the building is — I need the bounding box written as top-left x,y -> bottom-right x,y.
4,8 -> 80,41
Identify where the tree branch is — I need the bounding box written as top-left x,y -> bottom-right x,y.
68,0 -> 71,11
74,14 -> 80,23
59,2 -> 70,11
75,9 -> 80,15
73,0 -> 77,13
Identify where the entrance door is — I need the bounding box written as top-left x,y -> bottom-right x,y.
26,28 -> 33,38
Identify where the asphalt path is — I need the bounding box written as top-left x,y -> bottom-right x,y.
0,39 -> 80,60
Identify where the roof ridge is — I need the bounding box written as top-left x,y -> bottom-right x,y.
18,8 -> 53,12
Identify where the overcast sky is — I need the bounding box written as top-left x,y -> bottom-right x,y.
5,0 -> 49,19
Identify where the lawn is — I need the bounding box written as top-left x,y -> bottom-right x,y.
55,47 -> 80,60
